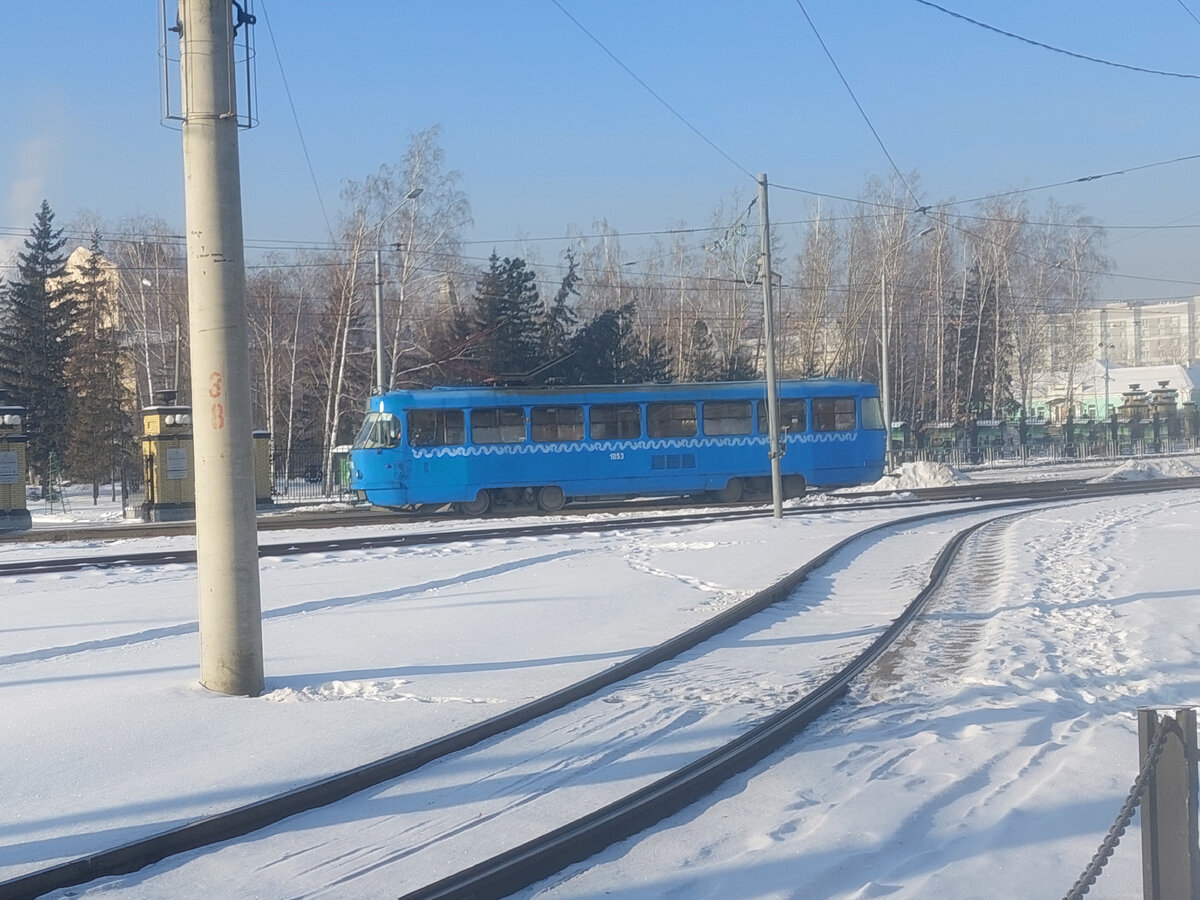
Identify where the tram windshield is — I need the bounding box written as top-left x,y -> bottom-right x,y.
860,396 -> 886,431
352,412 -> 401,449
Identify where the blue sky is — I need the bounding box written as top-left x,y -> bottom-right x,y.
3,1 -> 1200,301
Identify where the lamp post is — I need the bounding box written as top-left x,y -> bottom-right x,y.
880,226 -> 933,466
372,187 -> 422,395
1100,341 -> 1115,417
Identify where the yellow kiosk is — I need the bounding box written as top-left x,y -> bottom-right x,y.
139,391 -> 274,520
140,390 -> 195,521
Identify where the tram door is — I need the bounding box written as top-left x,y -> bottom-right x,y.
808,396 -> 860,484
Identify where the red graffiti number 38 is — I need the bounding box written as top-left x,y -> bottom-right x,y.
209,371 -> 225,430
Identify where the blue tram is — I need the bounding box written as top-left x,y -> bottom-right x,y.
349,379 -> 886,513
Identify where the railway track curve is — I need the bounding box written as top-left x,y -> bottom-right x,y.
3,479 -> 1197,898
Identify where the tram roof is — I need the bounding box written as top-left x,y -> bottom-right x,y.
368,379 -> 877,410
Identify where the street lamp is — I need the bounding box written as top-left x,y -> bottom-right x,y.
1100,340 -> 1115,419
373,187 -> 423,395
880,226 -> 933,466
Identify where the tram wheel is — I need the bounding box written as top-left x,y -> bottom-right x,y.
537,485 -> 566,512
457,490 -> 491,516
717,477 -> 744,503
782,474 -> 807,499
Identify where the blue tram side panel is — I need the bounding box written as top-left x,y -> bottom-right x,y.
349,380 -> 886,513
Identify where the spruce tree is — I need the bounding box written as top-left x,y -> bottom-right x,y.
470,253 -> 545,381
681,319 -> 721,381
567,301 -> 671,385
541,249 -> 579,369
63,233 -> 136,502
0,201 -> 76,495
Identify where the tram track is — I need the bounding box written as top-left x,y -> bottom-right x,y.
2,476 -> 1194,578
0,470 -> 1152,548
3,479 -> 1197,899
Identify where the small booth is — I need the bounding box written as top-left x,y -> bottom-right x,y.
140,392 -> 274,520
140,390 -> 195,521
921,421 -> 960,461
0,391 -> 31,531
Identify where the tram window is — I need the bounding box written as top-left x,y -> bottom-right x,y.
647,402 -> 698,438
471,407 -> 526,444
531,405 -> 584,442
352,412 -> 401,449
590,404 -> 641,439
813,397 -> 857,432
756,399 -> 807,434
861,396 -> 886,430
702,401 -> 752,435
408,409 -> 465,447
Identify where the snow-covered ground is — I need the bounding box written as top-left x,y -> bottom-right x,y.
2,458 -> 1199,898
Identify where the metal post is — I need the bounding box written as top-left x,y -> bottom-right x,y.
370,187 -> 421,397
179,0 -> 264,696
1140,707 -> 1200,899
880,265 -> 891,466
1102,342 -> 1112,419
758,174 -> 782,518
374,247 -> 385,395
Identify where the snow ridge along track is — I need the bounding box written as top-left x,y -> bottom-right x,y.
399,513 -> 997,900
1,482 -> 1193,898
0,505 -> 994,900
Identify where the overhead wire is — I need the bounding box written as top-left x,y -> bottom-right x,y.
792,0 -> 924,210
548,0 -> 756,182
913,0 -> 1200,79
1176,0 -> 1200,27
256,0 -> 335,240
942,151 -> 1200,208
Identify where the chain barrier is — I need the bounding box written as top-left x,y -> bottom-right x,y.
1063,714 -> 1178,900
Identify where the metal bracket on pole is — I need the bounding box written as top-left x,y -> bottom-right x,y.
1140,707 -> 1200,899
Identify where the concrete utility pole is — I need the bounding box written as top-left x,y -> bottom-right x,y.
373,248 -> 386,394
758,174 -> 783,519
371,187 -> 423,396
178,0 -> 264,696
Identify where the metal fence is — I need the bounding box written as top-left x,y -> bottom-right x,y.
895,437 -> 1200,471
268,451 -> 353,503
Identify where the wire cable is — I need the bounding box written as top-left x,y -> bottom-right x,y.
1176,0 -> 1200,28
794,0 -> 924,210
944,151 -> 1200,208
257,0 -> 335,240
548,0 -> 755,181
913,0 -> 1200,79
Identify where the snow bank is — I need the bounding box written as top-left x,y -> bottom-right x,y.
839,461 -> 966,493
1090,457 -> 1200,482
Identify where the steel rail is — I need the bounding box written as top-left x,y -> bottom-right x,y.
5,471 -> 1194,547
2,476 -> 1195,577
0,502 -> 1017,900
399,514 -> 994,900
2,480 -> 1196,898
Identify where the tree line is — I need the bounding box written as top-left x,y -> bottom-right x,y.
0,129 -> 1110,498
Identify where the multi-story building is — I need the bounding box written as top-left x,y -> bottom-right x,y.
1091,298 -> 1197,368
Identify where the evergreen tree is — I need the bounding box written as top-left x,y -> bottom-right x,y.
63,233 -> 136,503
681,319 -> 721,381
469,253 -> 545,381
541,249 -> 579,368
0,201 -> 76,495
723,344 -> 759,381
566,301 -> 671,385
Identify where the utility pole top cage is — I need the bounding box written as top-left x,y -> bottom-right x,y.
158,0 -> 259,129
